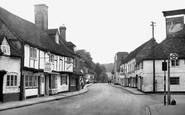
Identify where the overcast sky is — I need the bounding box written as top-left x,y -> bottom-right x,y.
1,0 -> 185,64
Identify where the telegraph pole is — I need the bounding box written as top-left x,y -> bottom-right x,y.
151,21 -> 156,93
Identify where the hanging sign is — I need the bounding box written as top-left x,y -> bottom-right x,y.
166,17 -> 184,37
44,62 -> 52,73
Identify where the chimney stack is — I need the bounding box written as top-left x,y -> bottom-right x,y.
59,25 -> 66,40
34,4 -> 48,31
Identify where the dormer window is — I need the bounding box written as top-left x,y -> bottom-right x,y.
1,36 -> 10,55
1,45 -> 10,55
55,34 -> 59,44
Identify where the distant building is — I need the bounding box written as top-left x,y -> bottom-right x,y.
113,52 -> 128,84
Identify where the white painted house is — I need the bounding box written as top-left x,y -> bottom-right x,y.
0,35 -> 22,102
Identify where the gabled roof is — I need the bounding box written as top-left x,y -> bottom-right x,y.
0,7 -> 71,57
123,39 -> 151,63
0,35 -> 21,57
145,37 -> 185,60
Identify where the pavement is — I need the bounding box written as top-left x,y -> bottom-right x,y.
0,84 -> 92,111
110,84 -> 185,115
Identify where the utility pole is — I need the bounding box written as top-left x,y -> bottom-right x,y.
151,21 -> 156,93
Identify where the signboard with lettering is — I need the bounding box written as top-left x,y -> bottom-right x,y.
44,62 -> 52,73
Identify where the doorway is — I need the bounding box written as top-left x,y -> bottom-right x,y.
0,70 -> 7,102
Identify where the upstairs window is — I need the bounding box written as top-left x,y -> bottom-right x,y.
171,60 -> 179,67
49,54 -> 55,62
1,45 -> 10,55
30,47 -> 37,60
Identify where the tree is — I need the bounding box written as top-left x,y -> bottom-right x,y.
76,49 -> 95,74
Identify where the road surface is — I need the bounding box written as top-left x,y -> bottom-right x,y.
0,83 -> 161,115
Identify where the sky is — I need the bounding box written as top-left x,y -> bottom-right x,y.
1,0 -> 185,64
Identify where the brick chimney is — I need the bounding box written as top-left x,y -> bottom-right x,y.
34,4 -> 48,31
59,25 -> 66,40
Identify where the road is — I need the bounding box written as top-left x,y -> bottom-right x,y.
0,83 -> 161,115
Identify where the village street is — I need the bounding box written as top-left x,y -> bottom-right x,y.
0,83 -> 163,115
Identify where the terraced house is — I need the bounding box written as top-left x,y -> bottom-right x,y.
0,4 -> 83,102
119,38 -> 157,88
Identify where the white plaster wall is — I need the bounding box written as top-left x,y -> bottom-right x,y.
25,89 -> 38,97
142,60 -> 185,92
0,56 -> 21,94
39,50 -> 45,69
24,44 -> 29,67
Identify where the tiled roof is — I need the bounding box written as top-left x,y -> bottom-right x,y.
145,37 -> 185,60
123,39 -> 150,63
0,7 -> 71,57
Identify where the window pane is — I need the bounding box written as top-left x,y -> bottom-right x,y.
29,76 -> 32,87
176,60 -> 179,66
11,75 -> 14,86
14,75 -> 17,86
25,75 -> 29,87
7,75 -> 10,86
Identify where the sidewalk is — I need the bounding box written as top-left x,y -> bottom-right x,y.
111,84 -> 185,115
0,84 -> 91,111
110,84 -> 145,95
147,94 -> 185,115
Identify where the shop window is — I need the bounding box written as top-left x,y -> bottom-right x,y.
25,75 -> 38,88
6,73 -> 18,87
49,76 -> 57,89
61,75 -> 67,85
170,77 -> 180,85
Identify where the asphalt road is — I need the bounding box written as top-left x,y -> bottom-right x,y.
0,83 -> 161,115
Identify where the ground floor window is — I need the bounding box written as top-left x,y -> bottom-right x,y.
6,73 -> 18,87
49,75 -> 57,89
71,77 -> 76,86
170,77 -> 180,85
25,75 -> 38,88
61,74 -> 67,85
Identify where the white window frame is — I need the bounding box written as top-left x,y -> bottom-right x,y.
171,59 -> 179,67
25,75 -> 38,88
1,44 -> 10,55
6,73 -> 18,87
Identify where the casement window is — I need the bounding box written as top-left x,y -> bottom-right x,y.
30,47 -> 37,60
170,77 -> 180,85
61,74 -> 67,85
6,74 -> 17,87
49,54 -> 55,62
25,75 -> 38,88
1,45 -> 10,55
171,60 -> 179,67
